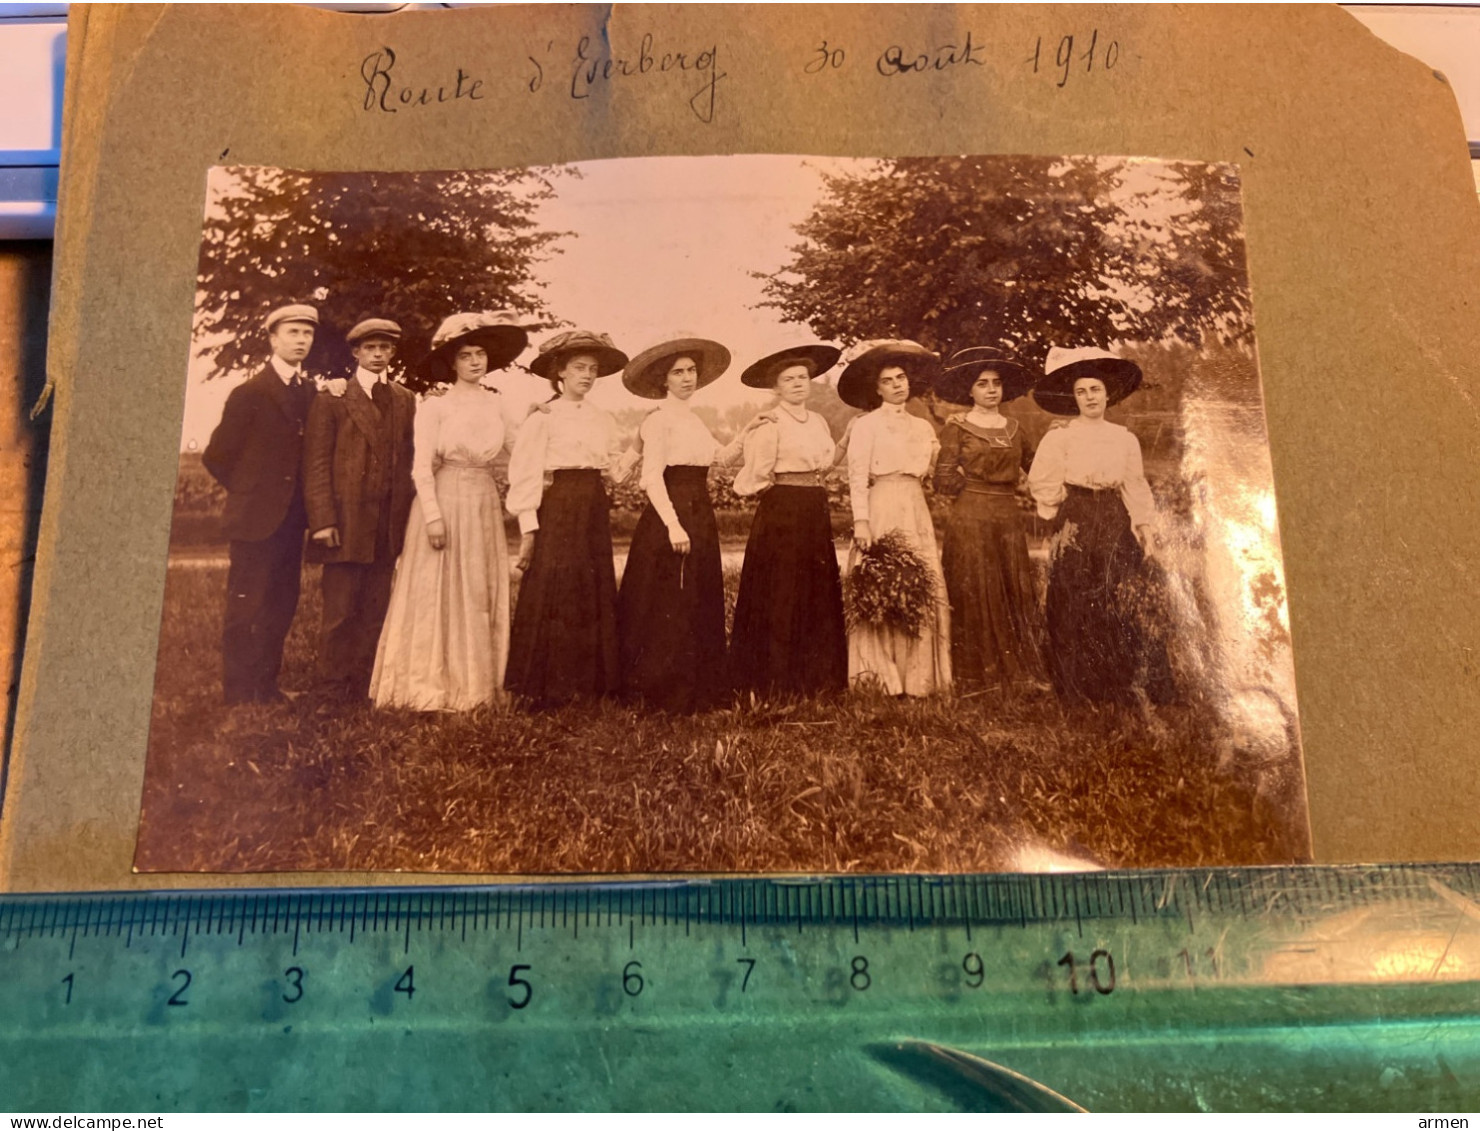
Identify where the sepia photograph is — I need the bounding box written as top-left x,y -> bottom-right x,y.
135,153 -> 1310,874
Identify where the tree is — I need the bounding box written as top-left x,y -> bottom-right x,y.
757,156 -> 1254,371
194,166 -> 571,390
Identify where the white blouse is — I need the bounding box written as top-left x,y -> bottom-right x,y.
732,407 -> 838,497
1027,417 -> 1155,529
846,403 -> 940,524
639,398 -> 744,534
411,389 -> 526,526
507,397 -> 632,534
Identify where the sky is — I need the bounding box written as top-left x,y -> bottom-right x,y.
178,154 -> 870,450
176,153 -> 1227,450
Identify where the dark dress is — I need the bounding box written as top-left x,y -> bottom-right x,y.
730,483 -> 848,698
1043,486 -> 1176,706
1028,419 -> 1176,707
933,415 -> 1050,691
618,466 -> 728,713
505,469 -> 621,705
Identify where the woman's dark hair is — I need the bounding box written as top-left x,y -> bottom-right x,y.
765,356 -> 818,387
546,348 -> 603,394
859,362 -> 923,411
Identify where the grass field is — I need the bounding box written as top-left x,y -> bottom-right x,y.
135,561 -> 1310,875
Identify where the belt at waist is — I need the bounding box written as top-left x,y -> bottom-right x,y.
774,470 -> 825,487
869,472 -> 921,486
1065,482 -> 1123,498
962,482 -> 1018,496
437,458 -> 493,471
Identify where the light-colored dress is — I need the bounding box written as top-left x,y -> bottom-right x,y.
370,388 -> 522,711
845,402 -> 951,696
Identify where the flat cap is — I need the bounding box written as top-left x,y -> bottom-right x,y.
264,304 -> 320,332
346,318 -> 403,344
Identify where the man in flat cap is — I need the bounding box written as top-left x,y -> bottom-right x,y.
302,318 -> 417,699
203,304 -> 319,704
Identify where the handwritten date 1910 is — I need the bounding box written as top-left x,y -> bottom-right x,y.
1027,31 -> 1120,88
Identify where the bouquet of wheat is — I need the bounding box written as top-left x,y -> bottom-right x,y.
843,529 -> 938,638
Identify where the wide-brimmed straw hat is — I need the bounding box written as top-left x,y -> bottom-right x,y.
935,347 -> 1032,406
623,336 -> 731,399
1031,346 -> 1143,416
738,344 -> 842,389
528,329 -> 629,385
421,311 -> 530,381
835,340 -> 939,410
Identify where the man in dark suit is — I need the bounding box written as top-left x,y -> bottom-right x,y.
302,318 -> 417,699
202,304 -> 319,704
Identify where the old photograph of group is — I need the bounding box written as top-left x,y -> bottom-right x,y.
135,153 -> 1310,875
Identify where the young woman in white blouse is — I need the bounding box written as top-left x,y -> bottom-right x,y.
1027,346 -> 1176,706
504,330 -> 633,705
615,337 -> 758,713
728,344 -> 849,698
370,312 -> 531,711
837,340 -> 951,696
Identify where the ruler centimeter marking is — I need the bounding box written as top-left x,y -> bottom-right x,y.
4,864 -> 1476,943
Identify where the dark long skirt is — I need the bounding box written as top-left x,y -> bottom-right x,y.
505,469 -> 620,705
618,466 -> 728,714
941,486 -> 1049,691
730,484 -> 847,698
1045,484 -> 1175,706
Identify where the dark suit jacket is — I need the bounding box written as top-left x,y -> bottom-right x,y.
202,365 -> 312,542
302,379 -> 416,565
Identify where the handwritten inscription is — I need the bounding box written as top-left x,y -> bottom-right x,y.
350,27 -> 1118,124
1026,31 -> 1119,87
527,33 -> 727,124
804,41 -> 847,74
360,47 -> 485,112
876,32 -> 987,76
803,30 -> 1121,88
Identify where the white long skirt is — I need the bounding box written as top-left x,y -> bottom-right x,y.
847,476 -> 952,697
370,464 -> 510,711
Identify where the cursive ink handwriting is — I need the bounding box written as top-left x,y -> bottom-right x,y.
876,32 -> 987,76
1025,31 -> 1119,87
804,30 -> 1121,91
360,47 -> 485,112
561,32 -> 727,124
804,40 -> 847,74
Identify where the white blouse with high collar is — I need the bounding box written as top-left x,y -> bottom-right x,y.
507,397 -> 632,534
846,402 -> 940,524
732,405 -> 837,498
1027,416 -> 1155,529
638,398 -> 745,534
411,388 -> 526,526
